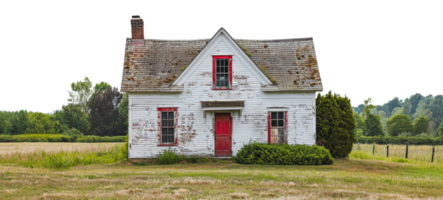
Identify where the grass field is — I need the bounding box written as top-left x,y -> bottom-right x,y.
1,143 -> 443,199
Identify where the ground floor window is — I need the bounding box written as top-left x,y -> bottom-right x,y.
268,111 -> 287,144
158,108 -> 177,145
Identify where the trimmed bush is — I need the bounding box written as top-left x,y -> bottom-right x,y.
233,143 -> 334,165
357,136 -> 443,145
76,136 -> 126,143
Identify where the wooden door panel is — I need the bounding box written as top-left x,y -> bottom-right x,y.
215,113 -> 232,156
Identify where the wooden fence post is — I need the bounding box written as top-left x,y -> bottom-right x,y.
405,144 -> 409,159
387,145 -> 389,157
431,146 -> 435,163
373,144 -> 375,155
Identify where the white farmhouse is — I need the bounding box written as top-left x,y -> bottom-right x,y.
121,16 -> 323,159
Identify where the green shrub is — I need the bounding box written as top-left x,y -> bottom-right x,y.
233,143 -> 334,165
117,134 -> 129,161
187,155 -> 198,163
158,150 -> 185,165
76,136 -> 126,143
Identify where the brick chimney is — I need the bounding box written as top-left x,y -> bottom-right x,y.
131,15 -> 144,45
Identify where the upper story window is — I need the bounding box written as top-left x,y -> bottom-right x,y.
212,56 -> 232,90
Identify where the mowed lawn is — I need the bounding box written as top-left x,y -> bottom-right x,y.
1,144 -> 443,199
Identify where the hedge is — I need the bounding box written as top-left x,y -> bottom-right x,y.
0,134 -> 126,143
233,143 -> 334,165
76,136 -> 126,143
357,136 -> 443,145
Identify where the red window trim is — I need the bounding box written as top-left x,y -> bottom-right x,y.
158,108 -> 178,111
267,111 -> 288,144
158,108 -> 178,146
212,55 -> 233,90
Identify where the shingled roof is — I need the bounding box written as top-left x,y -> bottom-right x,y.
120,28 -> 322,92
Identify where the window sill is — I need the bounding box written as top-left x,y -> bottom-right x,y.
212,88 -> 232,90
158,144 -> 177,146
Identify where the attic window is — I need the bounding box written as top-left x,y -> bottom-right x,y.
212,56 -> 232,90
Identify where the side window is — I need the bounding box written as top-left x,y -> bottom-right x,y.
161,112 -> 174,144
269,111 -> 287,144
158,108 -> 177,145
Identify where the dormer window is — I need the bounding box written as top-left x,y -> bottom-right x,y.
212,56 -> 232,90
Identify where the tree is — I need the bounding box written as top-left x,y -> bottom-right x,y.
67,76 -> 111,114
354,112 -> 365,132
362,98 -> 375,119
316,92 -> 355,158
387,114 -> 412,136
403,99 -> 412,116
26,112 -> 56,134
118,93 -> 129,134
413,116 -> 430,135
89,87 -> 123,136
365,114 -> 383,136
10,110 -> 29,134
410,93 -> 423,114
437,122 -> 443,137
53,104 -> 90,134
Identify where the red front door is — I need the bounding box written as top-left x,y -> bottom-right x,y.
215,113 -> 232,156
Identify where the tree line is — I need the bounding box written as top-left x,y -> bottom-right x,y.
0,77 -> 128,137
353,93 -> 443,138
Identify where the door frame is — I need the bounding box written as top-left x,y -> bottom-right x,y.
214,113 -> 232,156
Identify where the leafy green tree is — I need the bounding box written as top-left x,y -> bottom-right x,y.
53,104 -> 90,134
354,112 -> 365,132
118,93 -> 129,134
88,81 -> 111,108
316,91 -> 355,158
403,99 -> 412,116
10,110 -> 29,134
410,93 -> 423,114
89,87 -> 123,136
391,107 -> 404,116
437,122 -> 443,137
68,77 -> 93,112
413,116 -> 430,135
387,114 -> 412,136
365,114 -> 383,136
26,112 -> 56,134
362,98 -> 375,119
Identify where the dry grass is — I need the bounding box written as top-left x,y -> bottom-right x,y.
1,143 -> 443,199
0,143 -> 122,156
354,144 -> 443,164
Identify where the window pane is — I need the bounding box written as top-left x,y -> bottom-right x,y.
271,120 -> 277,127
217,59 -> 220,68
278,128 -> 285,143
169,135 -> 174,143
216,74 -> 221,87
162,135 -> 168,143
169,119 -> 174,127
162,128 -> 167,140
271,112 -> 277,119
224,59 -> 228,67
224,74 -> 229,87
162,119 -> 167,127
168,112 -> 174,119
162,112 -> 167,120
278,120 -> 284,127
278,112 -> 284,119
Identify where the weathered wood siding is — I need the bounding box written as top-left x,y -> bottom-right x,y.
128,34 -> 316,158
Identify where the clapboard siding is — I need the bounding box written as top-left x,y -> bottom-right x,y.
128,34 -> 317,158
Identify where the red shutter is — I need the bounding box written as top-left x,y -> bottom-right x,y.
285,111 -> 288,144
174,111 -> 178,145
267,112 -> 271,144
229,58 -> 233,87
212,57 -> 216,87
